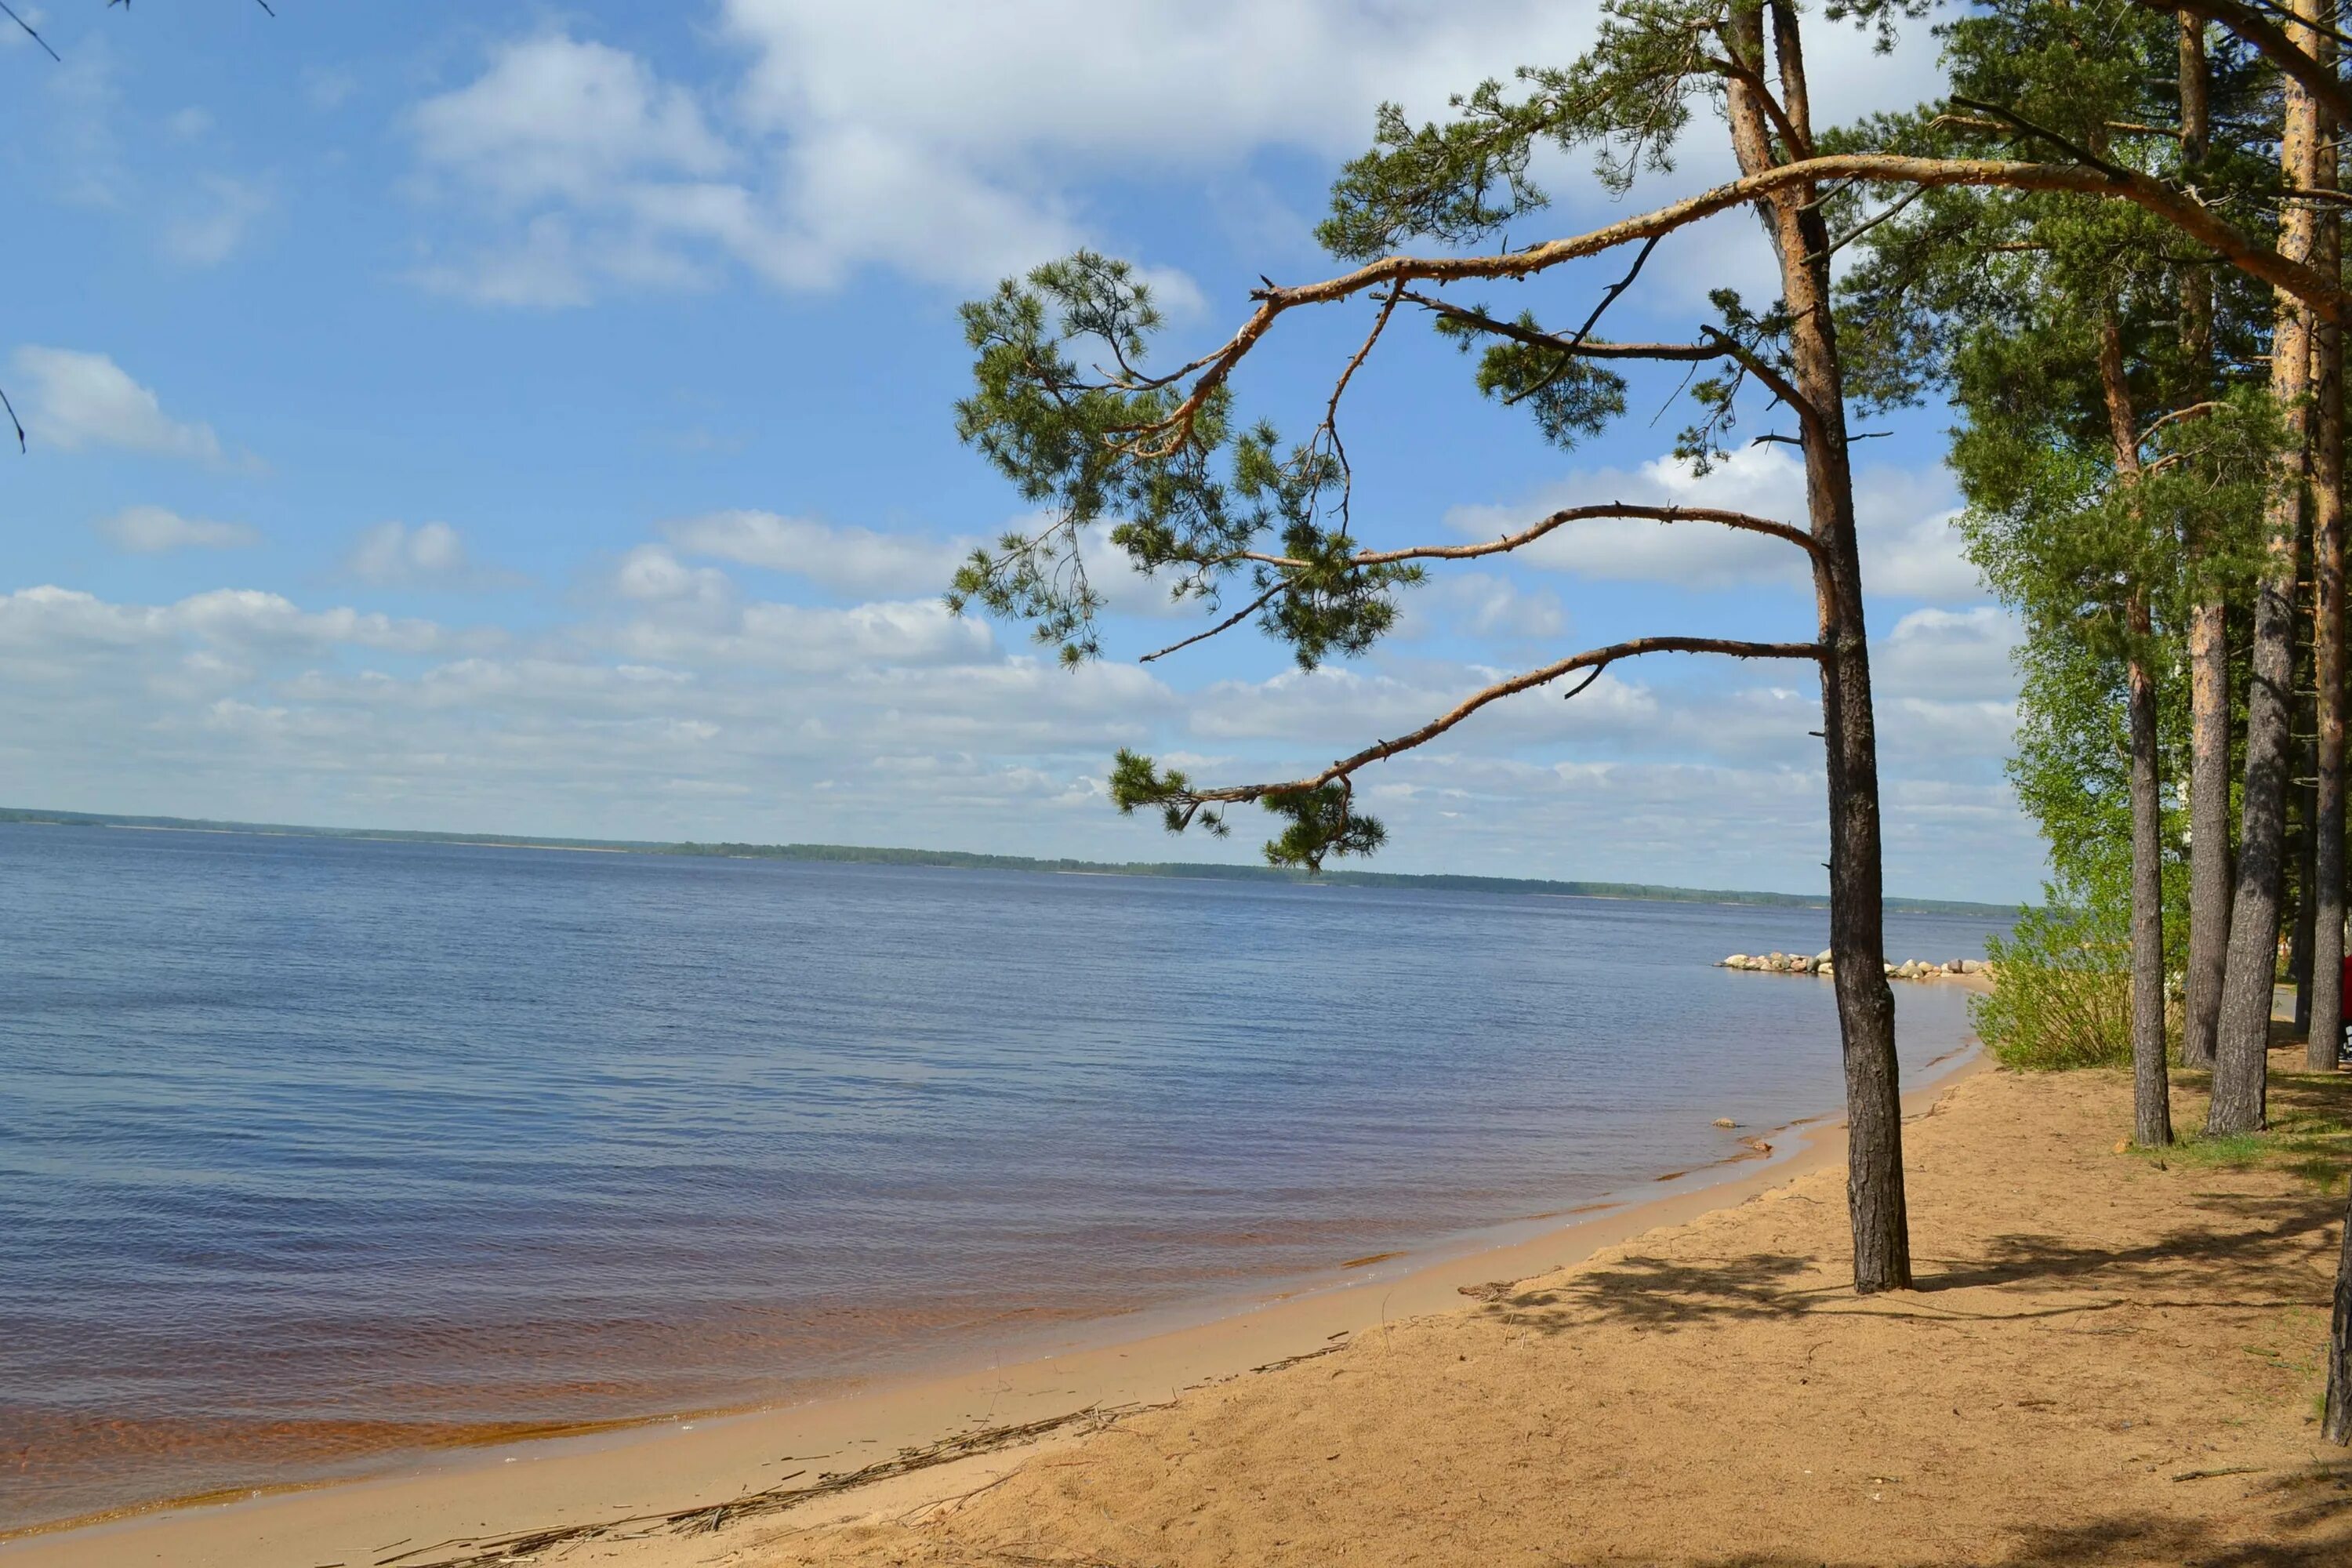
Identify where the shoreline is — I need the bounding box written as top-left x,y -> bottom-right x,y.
2,1033 -> 1988,1568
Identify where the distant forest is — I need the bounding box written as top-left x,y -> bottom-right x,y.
0,806 -> 2013,917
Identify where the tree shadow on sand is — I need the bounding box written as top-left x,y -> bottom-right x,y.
1668,1459 -> 2352,1565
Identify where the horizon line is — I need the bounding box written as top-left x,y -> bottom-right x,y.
0,804 -> 2020,918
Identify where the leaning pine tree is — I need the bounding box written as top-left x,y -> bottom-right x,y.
948,0 -> 1926,1294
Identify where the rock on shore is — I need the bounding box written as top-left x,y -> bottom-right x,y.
1715,950 -> 1987,979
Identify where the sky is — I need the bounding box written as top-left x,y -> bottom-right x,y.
0,1 -> 2040,904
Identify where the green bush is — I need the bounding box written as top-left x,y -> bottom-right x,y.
1971,894 -> 2133,1070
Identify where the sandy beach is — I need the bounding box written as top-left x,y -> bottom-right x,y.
15,1033 -> 2351,1567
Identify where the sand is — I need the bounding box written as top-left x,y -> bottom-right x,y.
16,1051 -> 2352,1567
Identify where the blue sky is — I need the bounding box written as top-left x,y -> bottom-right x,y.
0,1 -> 2038,902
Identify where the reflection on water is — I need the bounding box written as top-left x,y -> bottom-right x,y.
0,826 -> 2008,1530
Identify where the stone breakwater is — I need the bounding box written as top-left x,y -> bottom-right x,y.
1718,949 -> 1990,981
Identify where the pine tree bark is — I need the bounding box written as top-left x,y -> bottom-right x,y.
2307,3 -> 2352,1452
2181,12 -> 2233,1070
2295,716 -> 2319,1033
2101,316 -> 2175,1146
2328,1175 -> 2352,1441
2212,0 -> 2324,1133
2307,110 -> 2345,1072
1730,0 -> 1910,1291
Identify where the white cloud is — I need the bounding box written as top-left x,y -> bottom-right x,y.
10,347 -> 224,462
0,584 -> 459,658
665,510 -> 967,597
92,505 -> 260,554
1874,606 -> 2022,703
1399,572 -> 1569,644
412,34 -> 732,204
162,175 -> 272,267
407,33 -> 742,304
347,521 -> 521,590
0,553 -> 2038,899
400,5 -> 1950,308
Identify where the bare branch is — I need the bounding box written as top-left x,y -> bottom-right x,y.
1399,287 -> 1724,361
1167,637 -> 1825,804
1396,289 -> 1813,421
1316,283 -> 1403,521
1134,503 -> 1817,666
0,384 -> 23,452
1946,95 -> 2139,184
1351,501 -> 1821,566
1138,583 -> 1283,664
1564,232 -> 1664,348
2,0 -> 59,60
1705,51 -> 1815,161
1824,184 -> 1929,258
2140,398 -> 2227,446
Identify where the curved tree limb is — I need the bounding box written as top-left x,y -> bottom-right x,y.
1163,636 -> 1824,805
1137,504 -> 1817,663
1134,151 -> 2350,456
1350,502 -> 1820,565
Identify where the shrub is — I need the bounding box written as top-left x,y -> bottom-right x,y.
1971,894 -> 2132,1070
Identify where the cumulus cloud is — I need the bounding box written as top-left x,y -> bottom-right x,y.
404,5 -> 1947,307
92,505 -> 260,554
347,521 -> 521,590
1874,606 -> 2022,703
10,347 -> 224,462
0,549 -> 2038,900
0,584 -> 459,658
664,510 -> 968,597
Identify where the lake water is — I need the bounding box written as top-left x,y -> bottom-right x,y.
0,824 -> 2010,1533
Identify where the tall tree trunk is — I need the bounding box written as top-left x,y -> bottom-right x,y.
1733,0 -> 1910,1292
2181,12 -> 2232,1070
2101,316 -> 2175,1146
2213,0 -> 2324,1133
2309,104 -> 2346,1072
2308,1 -> 2352,1454
2329,1175 -> 2352,1441
2295,699 -> 2319,1033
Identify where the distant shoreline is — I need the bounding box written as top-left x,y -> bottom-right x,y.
0,805 -> 2016,917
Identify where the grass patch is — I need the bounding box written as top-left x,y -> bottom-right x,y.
2131,1065 -> 2352,1189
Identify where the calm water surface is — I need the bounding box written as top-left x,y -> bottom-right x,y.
0,825 -> 2010,1530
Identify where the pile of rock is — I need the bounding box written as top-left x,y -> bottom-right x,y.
1716,950 -> 1990,981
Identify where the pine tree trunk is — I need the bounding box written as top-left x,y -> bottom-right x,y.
2295,730 -> 2318,1034
2213,5 -> 2323,1133
2187,601 -> 2234,1069
2328,1175 -> 2352,1442
2308,118 -> 2345,1073
2101,315 -> 2173,1146
2129,633 -> 2174,1146
2306,8 -> 2352,1451
2180,14 -> 2231,1071
1730,0 -> 1910,1293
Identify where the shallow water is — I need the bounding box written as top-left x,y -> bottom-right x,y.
0,824 -> 2008,1531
